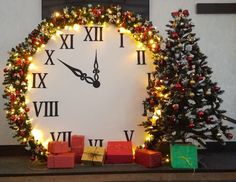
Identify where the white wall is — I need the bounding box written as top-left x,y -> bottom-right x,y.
0,0 -> 235,145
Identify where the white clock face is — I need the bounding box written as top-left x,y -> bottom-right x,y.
27,24 -> 154,147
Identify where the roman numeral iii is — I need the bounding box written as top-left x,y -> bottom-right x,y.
84,26 -> 103,41
33,101 -> 59,117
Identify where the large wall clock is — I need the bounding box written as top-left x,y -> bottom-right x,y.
3,5 -> 162,161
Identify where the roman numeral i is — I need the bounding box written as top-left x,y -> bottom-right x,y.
33,101 -> 59,117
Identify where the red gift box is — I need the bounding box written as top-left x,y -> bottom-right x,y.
47,153 -> 75,169
71,135 -> 84,163
106,141 -> 133,164
135,149 -> 162,168
71,135 -> 84,149
48,141 -> 69,154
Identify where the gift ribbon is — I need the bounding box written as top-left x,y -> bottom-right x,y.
179,156 -> 196,173
84,147 -> 103,165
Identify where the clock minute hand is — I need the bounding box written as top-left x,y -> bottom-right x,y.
92,50 -> 101,88
57,59 -> 94,85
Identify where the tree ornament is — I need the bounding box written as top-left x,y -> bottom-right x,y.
175,83 -> 182,89
171,32 -> 179,39
226,133 -> 233,140
216,132 -> 222,138
197,75 -> 204,81
190,80 -> 195,85
189,121 -> 195,128
189,92 -> 195,97
172,104 -> 179,111
183,10 -> 189,16
3,68 -> 9,73
198,111 -> 205,117
186,56 -> 193,61
206,90 -> 211,95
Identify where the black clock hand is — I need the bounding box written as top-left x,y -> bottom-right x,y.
58,58 -> 100,88
92,50 -> 100,88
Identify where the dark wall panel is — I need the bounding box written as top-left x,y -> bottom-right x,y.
197,3 -> 236,14
42,0 -> 149,20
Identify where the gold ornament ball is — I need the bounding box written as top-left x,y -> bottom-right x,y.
189,92 -> 195,97
190,80 -> 195,85
206,90 -> 211,95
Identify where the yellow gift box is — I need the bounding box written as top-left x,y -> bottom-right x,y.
81,146 -> 105,166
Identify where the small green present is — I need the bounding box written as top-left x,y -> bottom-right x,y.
170,144 -> 198,169
81,146 -> 105,166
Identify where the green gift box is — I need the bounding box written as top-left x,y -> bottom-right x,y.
81,146 -> 105,166
170,144 -> 198,169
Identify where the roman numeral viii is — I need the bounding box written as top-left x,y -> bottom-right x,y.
84,26 -> 103,41
33,101 -> 59,117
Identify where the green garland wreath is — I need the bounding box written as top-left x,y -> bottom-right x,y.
3,4 -> 163,162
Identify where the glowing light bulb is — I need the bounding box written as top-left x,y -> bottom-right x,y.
32,128 -> 43,141
28,57 -> 33,61
54,12 -> 60,17
73,24 -> 80,31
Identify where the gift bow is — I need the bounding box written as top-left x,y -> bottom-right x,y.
85,147 -> 103,165
179,156 -> 196,172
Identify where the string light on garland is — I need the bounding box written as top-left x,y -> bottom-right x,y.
3,4 -> 163,162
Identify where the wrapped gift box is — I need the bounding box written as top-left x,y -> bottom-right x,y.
106,141 -> 133,164
71,135 -> 84,163
81,146 -> 105,166
135,149 -> 162,168
48,141 -> 69,154
47,153 -> 75,168
170,144 -> 198,169
71,135 -> 84,149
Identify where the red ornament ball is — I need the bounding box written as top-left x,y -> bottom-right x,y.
3,68 -> 9,73
226,133 -> 233,140
186,56 -> 193,61
172,32 -> 179,39
172,104 -> 179,111
198,111 -> 205,117
189,122 -> 195,128
25,107 -> 30,112
175,83 -> 182,89
183,10 -> 189,16
171,11 -> 179,17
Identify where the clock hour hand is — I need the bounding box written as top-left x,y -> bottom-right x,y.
57,59 -> 100,88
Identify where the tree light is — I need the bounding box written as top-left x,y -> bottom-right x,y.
54,12 -> 60,17
32,128 -> 43,142
73,24 -> 80,31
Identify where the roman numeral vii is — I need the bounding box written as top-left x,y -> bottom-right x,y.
33,101 -> 59,117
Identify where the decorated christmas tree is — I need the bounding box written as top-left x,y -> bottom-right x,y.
141,9 -> 234,149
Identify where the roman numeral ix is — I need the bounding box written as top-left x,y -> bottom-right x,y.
32,73 -> 48,88
33,101 -> 59,117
